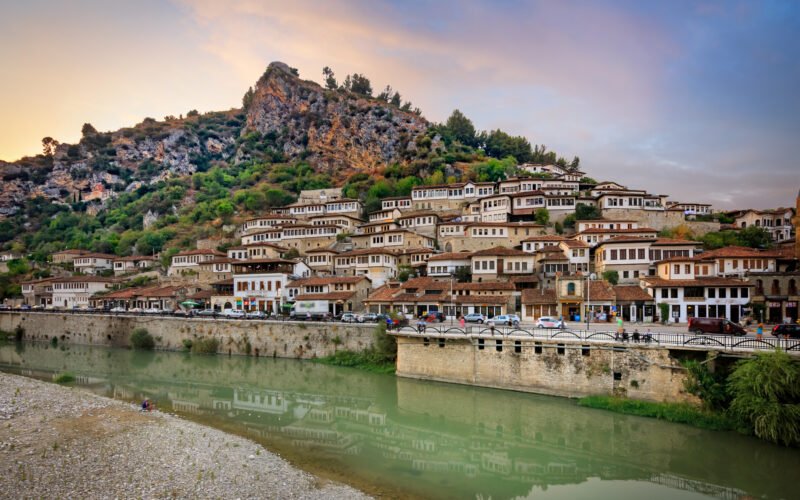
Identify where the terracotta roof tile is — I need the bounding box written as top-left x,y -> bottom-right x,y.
612,285 -> 654,302
521,288 -> 557,305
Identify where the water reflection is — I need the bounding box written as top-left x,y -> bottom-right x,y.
0,343 -> 796,499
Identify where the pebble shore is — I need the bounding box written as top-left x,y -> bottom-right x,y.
0,372 -> 370,499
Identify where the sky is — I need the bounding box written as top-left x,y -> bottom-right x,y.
1,0 -> 798,210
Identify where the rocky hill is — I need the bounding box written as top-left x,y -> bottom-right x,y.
0,61 -> 429,216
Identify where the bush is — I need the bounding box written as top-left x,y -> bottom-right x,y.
181,338 -> 194,351
727,350 -> 800,446
578,396 -> 732,431
191,337 -> 219,354
130,328 -> 155,350
54,372 -> 75,384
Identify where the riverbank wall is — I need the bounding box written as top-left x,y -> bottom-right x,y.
394,333 -> 698,403
0,312 -> 376,359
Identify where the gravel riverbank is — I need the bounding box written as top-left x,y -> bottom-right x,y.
0,372 -> 370,499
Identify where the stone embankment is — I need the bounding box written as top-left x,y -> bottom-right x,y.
0,372 -> 369,499
0,311 -> 376,358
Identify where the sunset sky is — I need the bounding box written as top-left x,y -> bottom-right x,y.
1,0 -> 798,209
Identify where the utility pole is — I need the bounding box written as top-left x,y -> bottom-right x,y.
585,272 -> 596,331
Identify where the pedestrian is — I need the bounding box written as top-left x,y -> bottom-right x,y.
622,329 -> 629,342
459,315 -> 466,329
417,316 -> 426,333
488,317 -> 495,336
632,329 -> 640,343
756,322 -> 763,341
386,316 -> 392,331
141,398 -> 149,412
616,316 -> 624,337
559,315 -> 565,330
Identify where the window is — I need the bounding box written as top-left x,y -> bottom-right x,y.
741,287 -> 749,298
719,288 -> 727,299
670,288 -> 678,299
661,289 -> 668,299
708,288 -> 716,298
478,338 -> 484,350
685,264 -> 691,274
673,264 -> 680,274
730,288 -> 739,298
638,248 -> 645,260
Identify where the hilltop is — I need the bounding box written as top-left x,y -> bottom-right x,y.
0,61 -> 574,272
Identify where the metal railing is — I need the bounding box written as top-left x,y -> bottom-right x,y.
391,325 -> 800,353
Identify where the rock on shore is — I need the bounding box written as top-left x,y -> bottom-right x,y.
0,372 -> 369,499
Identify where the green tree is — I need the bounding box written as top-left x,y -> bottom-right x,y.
242,86 -> 255,110
344,73 -> 372,96
602,270 -> 619,286
81,123 -> 97,137
737,226 -> 772,249
42,137 -> 59,156
575,203 -> 602,220
728,351 -> 800,446
322,66 -> 337,90
480,129 -> 532,163
534,208 -> 550,226
444,109 -> 477,147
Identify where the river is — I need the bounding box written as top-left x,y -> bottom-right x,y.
0,342 -> 796,499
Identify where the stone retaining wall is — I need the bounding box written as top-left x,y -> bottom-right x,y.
394,334 -> 697,403
0,312 -> 376,359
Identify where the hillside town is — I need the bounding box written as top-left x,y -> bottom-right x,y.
12,163 -> 800,328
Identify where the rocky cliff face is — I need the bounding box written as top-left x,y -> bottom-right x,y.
0,61 -> 430,216
244,62 -> 428,178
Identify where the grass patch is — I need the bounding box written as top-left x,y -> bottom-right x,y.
191,337 -> 219,354
53,372 -> 76,384
315,350 -> 396,374
577,395 -> 734,431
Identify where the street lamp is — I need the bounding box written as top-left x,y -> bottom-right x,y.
585,272 -> 597,331
450,271 -> 455,326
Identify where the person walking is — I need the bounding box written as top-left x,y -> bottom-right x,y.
616,316 -> 624,337
756,323 -> 764,341
458,315 -> 466,329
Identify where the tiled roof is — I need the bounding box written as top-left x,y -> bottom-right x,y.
427,252 -> 473,261
75,252 -> 117,259
642,277 -> 753,287
598,236 -> 658,244
588,281 -> 616,301
653,238 -> 701,246
52,276 -> 117,283
306,248 -> 339,254
113,255 -> 158,262
174,249 -> 226,257
612,285 -> 654,302
578,228 -> 658,235
471,246 -> 529,257
560,240 -> 589,248
699,246 -> 782,259
521,235 -> 566,243
521,288 -> 557,305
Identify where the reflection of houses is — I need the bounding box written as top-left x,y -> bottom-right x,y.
234,389 -> 289,414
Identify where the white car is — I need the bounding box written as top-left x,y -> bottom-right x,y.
222,309 -> 245,318
493,314 -> 520,326
143,308 -> 162,314
536,316 -> 567,329
109,306 -> 126,313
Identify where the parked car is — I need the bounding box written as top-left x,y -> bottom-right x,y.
222,309 -> 245,318
424,311 -> 445,323
463,313 -> 486,324
536,316 -> 566,329
246,310 -> 267,319
109,306 -> 126,313
493,314 -> 520,326
196,309 -> 217,317
360,312 -> 379,323
0,304 -> 11,310
143,308 -> 162,314
772,323 -> 800,339
687,317 -> 746,336
340,313 -> 360,323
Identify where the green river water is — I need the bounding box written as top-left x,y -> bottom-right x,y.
0,342 -> 797,499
